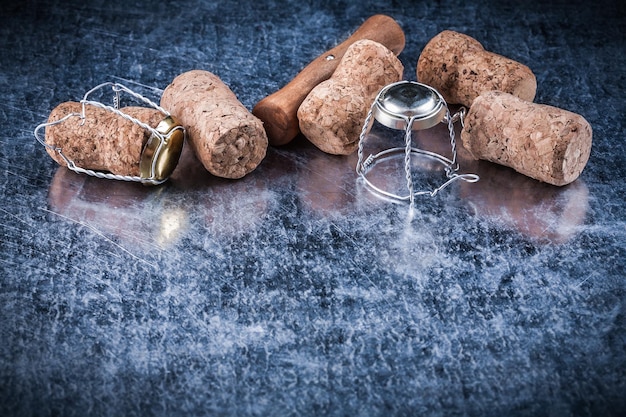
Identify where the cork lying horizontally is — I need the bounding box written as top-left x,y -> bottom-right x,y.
45,102 -> 163,176
461,91 -> 593,186
297,39 -> 404,155
160,70 -> 268,179
417,30 -> 537,108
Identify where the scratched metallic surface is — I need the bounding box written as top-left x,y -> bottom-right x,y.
1,0 -> 625,416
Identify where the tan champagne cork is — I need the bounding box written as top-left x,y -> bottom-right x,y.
461,91 -> 592,186
161,70 -> 268,179
417,30 -> 537,107
297,39 -> 404,155
45,101 -> 163,176
253,14 -> 406,146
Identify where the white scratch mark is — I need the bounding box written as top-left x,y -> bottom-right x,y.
0,207 -> 33,227
40,207 -> 157,270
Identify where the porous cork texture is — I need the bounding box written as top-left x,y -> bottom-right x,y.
45,102 -> 163,176
417,30 -> 537,107
461,91 -> 593,186
298,39 -> 404,155
160,70 -> 268,179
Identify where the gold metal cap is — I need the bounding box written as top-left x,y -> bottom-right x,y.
140,115 -> 184,184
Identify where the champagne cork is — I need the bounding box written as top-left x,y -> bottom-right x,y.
44,102 -> 163,176
461,91 -> 592,186
161,70 -> 268,179
417,30 -> 537,107
297,39 -> 404,155
252,14 -> 406,146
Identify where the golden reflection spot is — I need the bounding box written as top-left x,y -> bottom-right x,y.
157,208 -> 188,247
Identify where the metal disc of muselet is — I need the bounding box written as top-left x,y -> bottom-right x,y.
372,81 -> 447,131
140,115 -> 185,183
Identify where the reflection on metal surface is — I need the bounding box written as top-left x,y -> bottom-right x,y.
45,121 -> 588,248
47,167 -> 188,250
459,161 -> 589,243
169,145 -> 273,236
297,150 -> 358,214
157,207 -> 188,247
421,121 -> 589,243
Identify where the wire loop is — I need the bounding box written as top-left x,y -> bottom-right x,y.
356,83 -> 479,210
34,82 -> 176,185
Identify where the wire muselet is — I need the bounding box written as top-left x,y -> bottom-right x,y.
34,82 -> 185,185
356,80 -> 479,209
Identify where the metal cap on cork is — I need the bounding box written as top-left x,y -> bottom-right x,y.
140,115 -> 185,183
